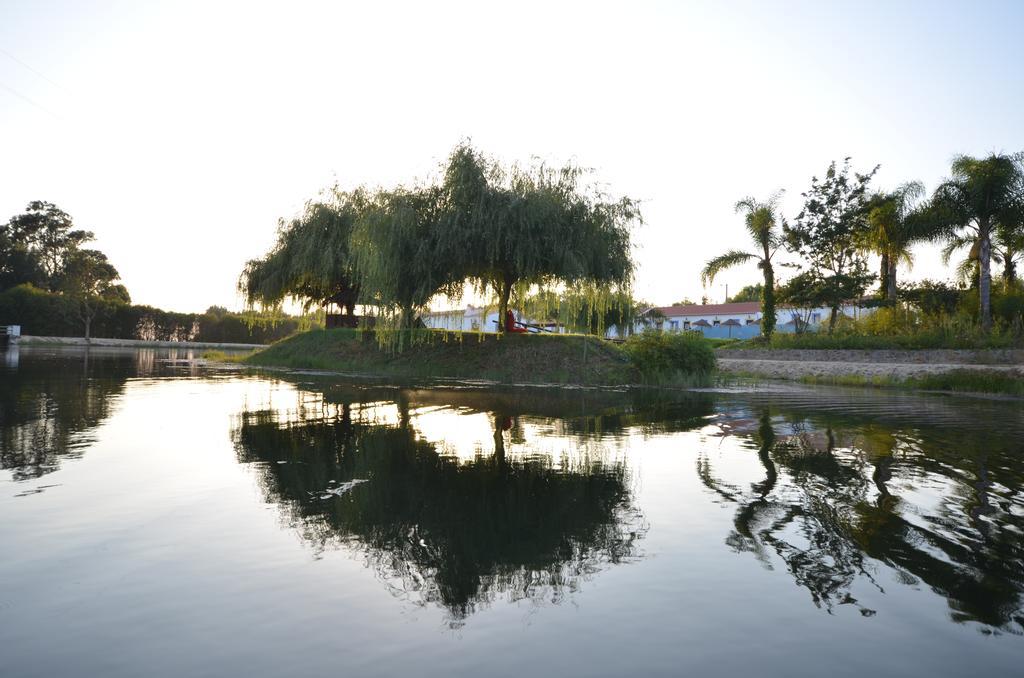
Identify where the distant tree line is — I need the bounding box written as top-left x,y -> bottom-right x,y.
702,152 -> 1024,337
240,143 -> 640,339
0,284 -> 315,343
0,201 -> 316,343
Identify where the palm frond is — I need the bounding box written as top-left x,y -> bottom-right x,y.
701,250 -> 756,285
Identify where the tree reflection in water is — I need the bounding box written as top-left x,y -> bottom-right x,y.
1,346 -> 127,481
232,390 -> 649,625
699,400 -> 1024,633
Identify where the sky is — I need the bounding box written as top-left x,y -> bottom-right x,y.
2,0 -> 1023,313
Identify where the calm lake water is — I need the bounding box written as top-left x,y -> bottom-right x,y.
2,345 -> 1023,677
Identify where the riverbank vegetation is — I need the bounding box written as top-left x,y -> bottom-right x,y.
0,201 -> 319,344
241,328 -> 639,385
240,143 -> 641,346
708,152 -> 1024,341
797,370 -> 1024,398
724,281 -> 1024,349
0,283 -> 320,344
236,327 -> 719,386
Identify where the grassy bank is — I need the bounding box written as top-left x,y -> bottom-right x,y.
238,328 -> 636,385
797,370 -> 1024,397
231,328 -> 720,386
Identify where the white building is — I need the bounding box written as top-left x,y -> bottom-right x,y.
420,306 -> 557,333
606,301 -> 875,339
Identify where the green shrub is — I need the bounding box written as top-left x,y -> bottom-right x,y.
622,331 -> 716,381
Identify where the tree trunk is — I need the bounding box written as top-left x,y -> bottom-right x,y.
878,252 -> 889,299
979,221 -> 992,332
1005,254 -> 1017,290
828,305 -> 839,334
493,414 -> 506,465
497,277 -> 513,333
84,315 -> 91,342
761,263 -> 776,339
886,259 -> 898,302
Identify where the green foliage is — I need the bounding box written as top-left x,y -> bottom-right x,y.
239,143 -> 639,349
785,159 -> 878,332
861,181 -> 931,300
1,201 -> 95,290
621,331 -> 716,381
523,289 -> 650,335
727,283 -> 763,303
798,370 -> 1024,398
929,152 -> 1024,331
57,248 -> 125,338
900,279 -> 962,316
2,201 -> 130,339
350,186 -> 456,336
440,143 -> 639,332
740,297 -> 1023,350
0,284 -> 313,344
240,191 -> 366,312
701,193 -> 783,337
245,328 -> 639,385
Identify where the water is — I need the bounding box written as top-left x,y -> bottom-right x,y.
2,345 -> 1023,677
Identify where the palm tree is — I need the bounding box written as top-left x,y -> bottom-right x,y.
861,182 -> 928,302
994,219 -> 1024,288
942,222 -> 1024,291
930,153 -> 1024,331
701,192 -> 784,337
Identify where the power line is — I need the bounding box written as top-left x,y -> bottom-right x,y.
0,81 -> 60,118
0,47 -> 68,92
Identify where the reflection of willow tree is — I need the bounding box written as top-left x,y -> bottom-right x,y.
232,404 -> 645,623
0,348 -> 127,480
699,407 -> 1024,631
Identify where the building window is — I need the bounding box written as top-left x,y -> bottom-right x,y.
713,319 -> 721,327
669,320 -> 679,331
683,321 -> 691,330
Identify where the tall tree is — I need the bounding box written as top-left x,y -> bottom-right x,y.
785,159 -> 878,333
58,249 -> 124,340
941,223 -> 1024,290
861,181 -> 930,302
240,191 -> 366,313
929,153 -> 1024,331
440,144 -> 639,332
350,185 -> 458,331
2,201 -> 94,291
727,283 -> 763,303
994,218 -> 1024,288
701,192 -> 784,337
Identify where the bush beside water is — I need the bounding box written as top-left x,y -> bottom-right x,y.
622,331 -> 717,383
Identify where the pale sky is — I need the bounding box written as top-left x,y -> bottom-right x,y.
2,0 -> 1023,313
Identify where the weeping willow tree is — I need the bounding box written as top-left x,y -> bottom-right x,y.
523,288 -> 650,336
349,185 -> 460,337
440,144 -> 640,332
239,190 -> 368,313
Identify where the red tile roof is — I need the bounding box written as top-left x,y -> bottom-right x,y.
647,302 -> 761,317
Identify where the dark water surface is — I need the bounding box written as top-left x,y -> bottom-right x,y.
2,345 -> 1023,677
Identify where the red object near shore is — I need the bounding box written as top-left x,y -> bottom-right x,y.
505,310 -> 528,333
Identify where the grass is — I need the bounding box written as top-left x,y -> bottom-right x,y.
236,328 -> 643,385
228,328 -> 726,387
797,370 -> 1024,397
